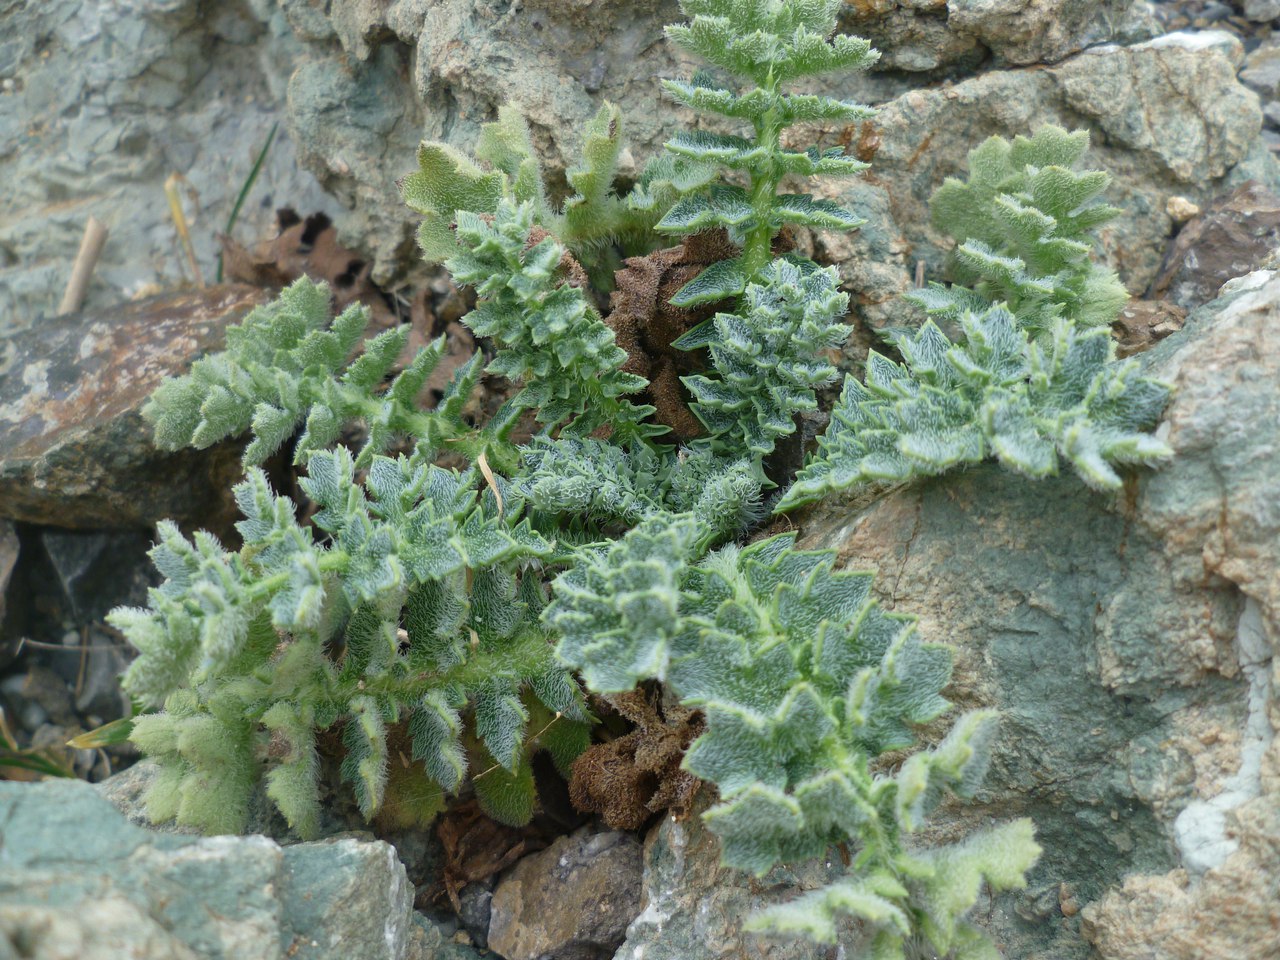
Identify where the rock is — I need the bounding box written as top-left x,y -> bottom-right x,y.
1166,195 -> 1202,222
0,900 -> 200,960
1147,181 -> 1280,308
1240,42 -> 1280,96
942,0 -> 1158,66
488,827 -> 643,960
819,31 -> 1271,331
0,778 -> 445,960
285,46 -> 426,288
1112,299 -> 1188,357
790,268 -> 1280,959
404,914 -> 485,960
0,520 -> 15,640
1078,269 -> 1280,958
36,528 -> 155,624
1244,0 -> 1280,21
0,0 -> 1268,319
0,284 -> 267,531
456,881 -> 495,950
97,759 -> 448,892
617,792 -> 849,960
0,0 -> 336,321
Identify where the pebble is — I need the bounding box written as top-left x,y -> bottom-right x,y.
1167,196 -> 1203,222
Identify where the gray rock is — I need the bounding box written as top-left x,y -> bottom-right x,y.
943,0 -> 1158,66
0,0 -> 1264,323
788,269 -> 1280,959
1148,181 -> 1280,309
456,881 -> 495,950
98,759 -> 448,892
1241,43 -> 1280,97
817,30 -> 1272,333
0,284 -> 266,531
0,0 -> 337,323
488,827 -> 643,960
1244,0 -> 1280,21
617,795 -> 850,960
0,778 -> 444,960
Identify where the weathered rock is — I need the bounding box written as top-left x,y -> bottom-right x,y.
1147,181 -> 1280,308
617,792 -> 850,960
941,0 -> 1158,66
0,0 -> 336,321
488,827 -> 643,960
98,758 -> 449,896
787,269 -> 1280,959
1243,0 -> 1280,21
0,778 -> 442,960
1112,299 -> 1188,357
0,1 -> 1268,323
819,30 -> 1272,331
1241,43 -> 1280,97
0,520 -> 15,638
0,284 -> 266,531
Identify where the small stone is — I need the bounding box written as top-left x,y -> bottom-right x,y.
1245,0 -> 1280,23
1240,45 -> 1280,97
488,827 -> 642,960
1166,196 -> 1202,222
1149,182 -> 1280,309
1200,2 -> 1236,23
18,699 -> 49,733
456,881 -> 494,950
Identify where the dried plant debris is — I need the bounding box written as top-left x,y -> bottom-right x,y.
569,687 -> 703,831
1112,299 -> 1187,358
434,796 -> 568,912
607,231 -> 742,439
221,209 -> 397,328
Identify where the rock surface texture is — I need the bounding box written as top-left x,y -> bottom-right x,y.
488,828 -> 643,960
5,0 -> 1272,328
0,779 -> 469,960
3,3 -> 1280,960
783,269 -> 1280,959
0,284 -> 265,530
0,0 -> 336,322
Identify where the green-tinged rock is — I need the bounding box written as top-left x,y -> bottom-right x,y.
617,790 -> 859,960
0,779 -> 448,960
790,270 -> 1280,959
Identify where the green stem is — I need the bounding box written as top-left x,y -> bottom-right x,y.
742,79 -> 783,279
246,550 -> 350,601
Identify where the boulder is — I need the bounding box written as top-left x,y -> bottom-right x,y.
786,269 -> 1280,959
0,284 -> 265,531
0,778 -> 463,960
0,0 -> 336,321
817,30 -> 1272,332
